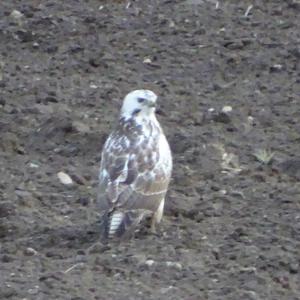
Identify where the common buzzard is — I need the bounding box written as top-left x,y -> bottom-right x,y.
97,90 -> 172,239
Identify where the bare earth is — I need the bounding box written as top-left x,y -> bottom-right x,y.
1,0 -> 300,299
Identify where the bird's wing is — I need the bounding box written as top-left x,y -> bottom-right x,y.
97,132 -> 170,213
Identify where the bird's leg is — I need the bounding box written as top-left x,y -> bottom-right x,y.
150,198 -> 165,234
150,216 -> 158,234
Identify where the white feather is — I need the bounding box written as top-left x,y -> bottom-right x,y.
157,133 -> 173,174
109,212 -> 124,235
121,90 -> 157,120
99,168 -> 108,181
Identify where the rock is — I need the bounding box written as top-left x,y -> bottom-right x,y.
29,162 -> 39,168
10,10 -> 24,20
270,64 -> 283,72
221,105 -> 232,113
24,247 -> 38,256
143,58 -> 152,64
28,286 -> 39,295
289,262 -> 299,274
145,259 -> 155,267
71,173 -> 87,185
57,171 -> 73,185
8,9 -> 24,27
165,261 -> 182,270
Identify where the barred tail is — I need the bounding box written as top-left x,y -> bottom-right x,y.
101,210 -> 147,239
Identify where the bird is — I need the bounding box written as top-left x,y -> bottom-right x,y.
97,89 -> 172,239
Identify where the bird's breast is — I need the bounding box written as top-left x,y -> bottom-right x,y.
157,133 -> 172,175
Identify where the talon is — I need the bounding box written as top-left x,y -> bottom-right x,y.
150,222 -> 157,234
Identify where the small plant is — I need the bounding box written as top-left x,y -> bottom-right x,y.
212,143 -> 242,174
253,149 -> 275,165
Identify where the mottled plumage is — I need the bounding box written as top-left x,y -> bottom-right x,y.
97,90 -> 172,239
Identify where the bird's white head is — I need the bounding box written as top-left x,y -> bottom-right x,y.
121,89 -> 157,120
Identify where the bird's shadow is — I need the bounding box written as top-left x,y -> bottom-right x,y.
18,221 -> 102,252
19,218 -> 161,253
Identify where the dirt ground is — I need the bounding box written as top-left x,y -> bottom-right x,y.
1,0 -> 300,299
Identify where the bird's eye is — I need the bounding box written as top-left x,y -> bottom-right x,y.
137,97 -> 145,103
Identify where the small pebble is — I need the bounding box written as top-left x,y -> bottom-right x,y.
10,10 -> 23,20
165,261 -> 182,270
289,262 -> 299,274
24,247 -> 38,256
222,105 -> 232,113
145,259 -> 155,267
27,286 -> 39,295
143,58 -> 152,64
57,172 -> 73,185
29,162 -> 39,168
271,64 -> 282,70
219,189 -> 227,195
247,116 -> 254,124
161,286 -> 175,294
71,174 -> 87,185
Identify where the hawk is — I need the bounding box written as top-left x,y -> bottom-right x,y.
97,90 -> 172,239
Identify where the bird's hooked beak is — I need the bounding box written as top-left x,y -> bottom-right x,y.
146,99 -> 156,108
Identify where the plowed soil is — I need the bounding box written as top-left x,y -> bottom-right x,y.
1,1 -> 300,299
